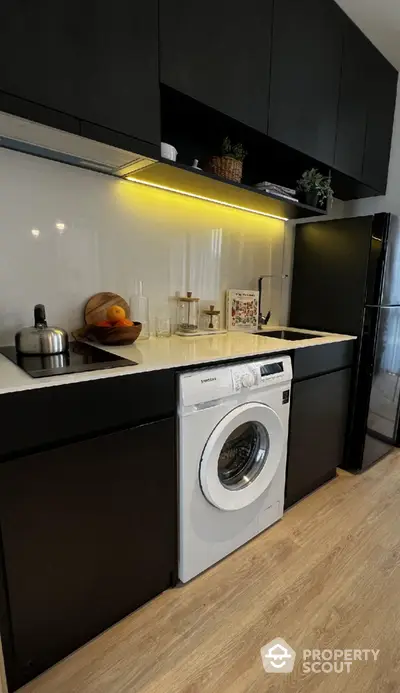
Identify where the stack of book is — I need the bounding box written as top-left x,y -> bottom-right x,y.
255,181 -> 298,202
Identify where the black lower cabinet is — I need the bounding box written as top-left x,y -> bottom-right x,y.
0,417 -> 176,691
285,368 -> 351,509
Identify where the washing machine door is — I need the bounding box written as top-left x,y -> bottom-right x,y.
199,402 -> 285,511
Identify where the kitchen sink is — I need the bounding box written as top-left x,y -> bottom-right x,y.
256,329 -> 319,340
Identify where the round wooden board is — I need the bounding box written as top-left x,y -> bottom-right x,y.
84,292 -> 130,325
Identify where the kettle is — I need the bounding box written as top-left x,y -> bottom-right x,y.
15,304 -> 68,355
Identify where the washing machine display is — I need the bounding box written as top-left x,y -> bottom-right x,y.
200,402 -> 285,511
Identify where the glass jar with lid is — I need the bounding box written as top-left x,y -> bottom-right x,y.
176,292 -> 200,334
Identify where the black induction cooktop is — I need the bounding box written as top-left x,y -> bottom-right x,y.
0,342 -> 137,378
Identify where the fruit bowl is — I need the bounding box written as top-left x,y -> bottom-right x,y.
85,321 -> 142,346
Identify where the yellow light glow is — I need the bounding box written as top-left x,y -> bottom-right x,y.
126,177 -> 289,222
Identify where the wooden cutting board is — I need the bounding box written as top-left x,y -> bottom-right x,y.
84,292 -> 130,325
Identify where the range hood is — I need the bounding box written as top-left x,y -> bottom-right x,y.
0,111 -> 325,221
0,111 -> 156,177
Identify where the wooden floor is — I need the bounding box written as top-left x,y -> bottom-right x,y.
21,450 -> 400,693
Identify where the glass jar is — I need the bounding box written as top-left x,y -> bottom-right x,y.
130,280 -> 150,339
176,292 -> 200,333
155,316 -> 171,338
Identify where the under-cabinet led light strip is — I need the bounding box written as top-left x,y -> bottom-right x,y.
126,176 -> 289,222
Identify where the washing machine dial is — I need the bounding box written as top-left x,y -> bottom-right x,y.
241,371 -> 256,388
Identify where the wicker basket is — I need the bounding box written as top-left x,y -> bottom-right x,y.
208,155 -> 243,183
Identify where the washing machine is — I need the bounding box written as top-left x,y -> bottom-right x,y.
178,355 -> 292,583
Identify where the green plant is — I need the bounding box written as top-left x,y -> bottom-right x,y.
296,168 -> 333,205
221,136 -> 247,162
319,173 -> 333,204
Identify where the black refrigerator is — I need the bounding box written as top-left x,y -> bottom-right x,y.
290,213 -> 400,472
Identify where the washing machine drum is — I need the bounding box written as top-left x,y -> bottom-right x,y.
199,402 -> 285,511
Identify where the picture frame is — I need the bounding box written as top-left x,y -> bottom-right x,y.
226,289 -> 259,331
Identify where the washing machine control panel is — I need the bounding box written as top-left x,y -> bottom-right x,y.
231,357 -> 292,392
241,371 -> 256,388
232,366 -> 255,391
180,356 -> 292,407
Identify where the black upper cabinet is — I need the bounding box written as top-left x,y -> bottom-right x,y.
362,42 -> 397,193
269,0 -> 343,166
335,16 -> 397,193
0,1 -> 160,148
334,18 -> 370,181
159,0 -> 273,134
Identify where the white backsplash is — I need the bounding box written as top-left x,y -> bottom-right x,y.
0,148 -> 288,344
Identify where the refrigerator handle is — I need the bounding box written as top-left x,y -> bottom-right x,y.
361,307 -> 379,370
372,243 -> 387,305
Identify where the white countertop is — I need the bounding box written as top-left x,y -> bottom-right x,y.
0,327 -> 356,396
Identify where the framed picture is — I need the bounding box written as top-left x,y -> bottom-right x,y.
226,289 -> 259,331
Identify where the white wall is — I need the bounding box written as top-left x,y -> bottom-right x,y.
335,0 -> 400,69
344,76 -> 400,217
0,148 -> 288,344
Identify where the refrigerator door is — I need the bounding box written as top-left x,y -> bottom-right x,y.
290,216 -> 374,336
364,213 -> 390,306
380,215 -> 400,306
362,306 -> 400,468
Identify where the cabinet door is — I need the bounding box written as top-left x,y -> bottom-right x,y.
334,19 -> 370,180
0,1 -> 160,147
285,369 -> 351,508
362,44 -> 397,193
269,0 -> 343,165
0,418 -> 176,689
160,0 -> 273,133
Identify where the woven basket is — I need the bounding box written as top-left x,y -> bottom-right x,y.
208,155 -> 243,183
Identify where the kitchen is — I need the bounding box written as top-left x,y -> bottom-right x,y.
0,1 -> 399,692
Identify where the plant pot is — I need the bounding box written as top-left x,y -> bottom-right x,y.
297,189 -> 319,208
207,155 -> 243,183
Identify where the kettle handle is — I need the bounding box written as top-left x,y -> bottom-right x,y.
34,304 -> 47,327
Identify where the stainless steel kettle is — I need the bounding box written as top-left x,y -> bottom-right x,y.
15,304 -> 68,355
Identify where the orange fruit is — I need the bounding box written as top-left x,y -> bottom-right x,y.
106,305 -> 126,323
96,320 -> 112,327
114,318 -> 133,327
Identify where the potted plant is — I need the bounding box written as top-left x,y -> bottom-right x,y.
207,137 -> 247,183
296,168 -> 333,209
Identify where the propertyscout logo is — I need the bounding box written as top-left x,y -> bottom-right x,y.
261,638 -> 380,675
261,638 -> 296,673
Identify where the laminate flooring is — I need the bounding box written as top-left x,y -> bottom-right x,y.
21,450 -> 400,693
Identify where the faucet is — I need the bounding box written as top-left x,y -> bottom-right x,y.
258,310 -> 271,329
257,273 -> 288,330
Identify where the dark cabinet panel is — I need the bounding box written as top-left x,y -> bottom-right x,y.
334,19 -> 370,180
362,43 -> 397,193
285,368 -> 351,508
160,0 -> 273,133
269,0 -> 343,165
292,342 -> 354,381
0,1 -> 160,147
0,418 -> 176,690
0,369 -> 175,461
335,16 -> 397,193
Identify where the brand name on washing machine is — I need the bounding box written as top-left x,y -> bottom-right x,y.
201,377 -> 217,384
